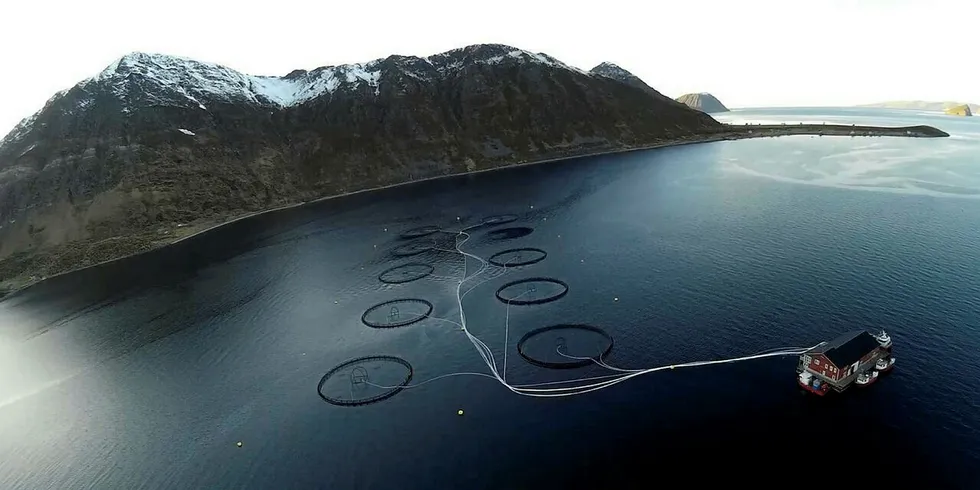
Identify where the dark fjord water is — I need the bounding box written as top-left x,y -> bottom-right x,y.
1,108 -> 979,489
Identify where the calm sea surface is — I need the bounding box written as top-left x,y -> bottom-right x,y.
1,108 -> 978,488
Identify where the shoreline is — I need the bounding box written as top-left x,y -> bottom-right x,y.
1,123 -> 948,297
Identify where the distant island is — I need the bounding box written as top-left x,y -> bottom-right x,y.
944,104 -> 973,117
0,44 -> 949,294
676,93 -> 729,113
859,100 -> 980,114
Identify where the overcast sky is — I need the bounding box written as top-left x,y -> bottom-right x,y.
1,0 -> 977,135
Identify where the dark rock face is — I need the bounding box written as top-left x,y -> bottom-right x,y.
0,44 -> 719,283
676,93 -> 730,113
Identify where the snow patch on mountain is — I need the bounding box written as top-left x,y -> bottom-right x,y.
589,62 -> 635,80
426,45 -> 588,75
512,50 -> 589,75
0,89 -> 71,150
0,114 -> 39,150
19,143 -> 37,157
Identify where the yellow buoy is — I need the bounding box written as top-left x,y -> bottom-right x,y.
236,441 -> 243,447
457,409 -> 464,416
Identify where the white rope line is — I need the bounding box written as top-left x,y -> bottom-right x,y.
555,348 -> 641,373
360,220 -> 814,398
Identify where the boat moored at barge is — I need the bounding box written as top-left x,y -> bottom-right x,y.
797,330 -> 894,394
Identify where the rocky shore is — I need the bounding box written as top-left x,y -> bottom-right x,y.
0,121 -> 947,297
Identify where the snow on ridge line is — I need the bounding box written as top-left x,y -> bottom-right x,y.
423,45 -> 590,75
3,45 -> 595,149
89,52 -> 388,108
0,87 -> 74,149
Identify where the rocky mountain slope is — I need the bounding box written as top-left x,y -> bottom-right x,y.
859,100 -> 980,113
589,62 -> 653,91
0,44 -> 719,288
676,93 -> 729,113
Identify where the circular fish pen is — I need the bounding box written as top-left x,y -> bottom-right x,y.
486,226 -> 534,240
399,225 -> 441,239
481,214 -> 519,226
361,298 -> 434,328
378,263 -> 435,284
488,248 -> 548,268
495,277 -> 568,305
517,324 -> 614,369
391,239 -> 436,257
317,355 -> 414,406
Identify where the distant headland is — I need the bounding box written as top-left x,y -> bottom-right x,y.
859,100 -> 979,115
944,104 -> 973,117
676,93 -> 729,113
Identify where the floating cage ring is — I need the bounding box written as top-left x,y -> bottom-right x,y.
486,226 -> 534,240
378,263 -> 435,284
488,248 -> 548,267
481,214 -> 519,226
517,324 -> 614,370
361,298 -> 434,328
391,239 -> 436,257
495,277 -> 568,305
399,225 -> 442,239
317,355 -> 414,406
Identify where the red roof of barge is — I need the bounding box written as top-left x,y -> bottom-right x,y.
805,331 -> 881,368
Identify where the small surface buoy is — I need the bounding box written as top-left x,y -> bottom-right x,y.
530,205 -> 534,209
580,259 -> 584,263
236,441 -> 243,448
334,300 -> 339,304
457,409 -> 464,416
614,297 -> 619,302
456,216 -> 461,221
384,228 -> 387,232
557,234 -> 561,238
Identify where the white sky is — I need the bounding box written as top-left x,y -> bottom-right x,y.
1,0 -> 977,135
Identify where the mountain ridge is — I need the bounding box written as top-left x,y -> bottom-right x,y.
0,45 -> 597,150
0,44 -> 720,290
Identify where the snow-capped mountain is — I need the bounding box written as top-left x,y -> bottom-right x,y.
0,44 -> 718,286
1,45 -> 624,151
92,52 -> 386,108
